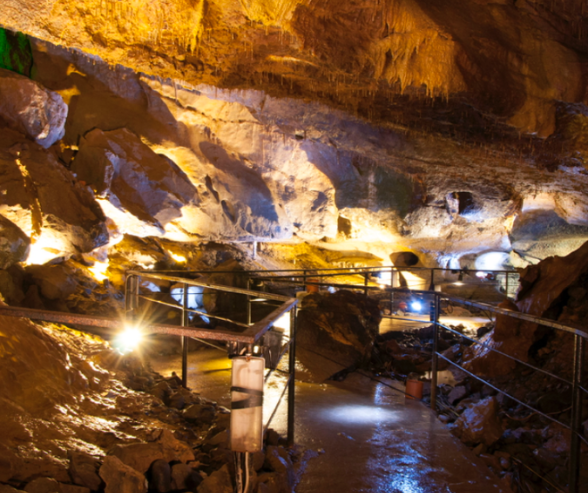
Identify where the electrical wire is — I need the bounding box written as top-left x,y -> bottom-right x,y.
243,452 -> 250,493
234,452 -> 242,493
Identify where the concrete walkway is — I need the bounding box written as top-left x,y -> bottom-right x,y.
152,348 -> 509,493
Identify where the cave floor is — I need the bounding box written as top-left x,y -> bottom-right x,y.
151,347 -> 509,493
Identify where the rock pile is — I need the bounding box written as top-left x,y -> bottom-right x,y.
0,309 -> 309,493
415,244 -> 588,492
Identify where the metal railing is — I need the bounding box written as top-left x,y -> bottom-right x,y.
125,270 -> 298,445
244,269 -> 584,492
428,294 -> 587,493
129,265 -> 584,491
244,265 -> 519,301
145,265 -> 519,301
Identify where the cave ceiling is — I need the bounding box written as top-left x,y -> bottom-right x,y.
1,0 -> 588,268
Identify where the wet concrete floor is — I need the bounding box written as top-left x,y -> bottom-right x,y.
152,347 -> 509,493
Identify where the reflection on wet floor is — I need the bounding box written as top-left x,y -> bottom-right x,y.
151,348 -> 508,493
379,313 -> 493,335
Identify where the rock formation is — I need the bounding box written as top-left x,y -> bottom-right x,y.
0,1 -> 585,270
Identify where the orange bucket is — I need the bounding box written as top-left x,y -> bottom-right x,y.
306,278 -> 319,293
405,379 -> 423,400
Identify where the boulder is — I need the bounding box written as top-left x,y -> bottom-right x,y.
0,268 -> 24,304
0,215 -> 29,268
170,463 -> 202,491
263,446 -> 294,489
99,456 -> 146,493
0,69 -> 67,148
148,460 -> 171,493
296,290 -> 381,381
451,396 -> 503,447
72,128 -> 197,235
0,485 -> 22,492
109,443 -> 164,475
447,385 -> 467,405
23,478 -> 61,493
151,429 -> 195,464
26,263 -> 77,300
183,403 -> 217,424
110,429 -> 195,476
196,464 -> 232,493
68,451 -> 102,491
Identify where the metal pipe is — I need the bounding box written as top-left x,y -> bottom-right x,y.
569,334 -> 583,493
363,273 -> 369,297
181,283 -> 188,388
430,294 -> 439,411
287,308 -> 297,447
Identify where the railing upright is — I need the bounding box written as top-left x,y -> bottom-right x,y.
246,278 -> 252,326
430,293 -> 439,411
181,282 -> 189,388
287,307 -> 297,446
569,334 -> 584,493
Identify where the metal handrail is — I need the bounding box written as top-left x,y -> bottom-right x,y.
124,270 -> 298,447
428,292 -> 586,493
127,266 -> 582,490
133,265 -> 519,299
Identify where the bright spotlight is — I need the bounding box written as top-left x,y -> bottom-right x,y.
410,301 -> 422,312
113,325 -> 143,354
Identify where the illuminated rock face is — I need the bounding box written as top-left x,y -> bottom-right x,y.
0,127 -> 107,264
0,68 -> 67,148
2,0 -> 586,137
0,0 -> 587,267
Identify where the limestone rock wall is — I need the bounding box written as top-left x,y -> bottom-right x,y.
0,31 -> 588,267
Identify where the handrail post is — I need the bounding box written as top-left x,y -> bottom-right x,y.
181,283 -> 189,388
430,293 -> 439,411
569,334 -> 583,493
134,275 -> 140,312
246,278 -> 252,326
287,307 -> 297,447
125,274 -> 140,319
505,272 -> 509,299
363,272 -> 369,298
124,275 -> 133,315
